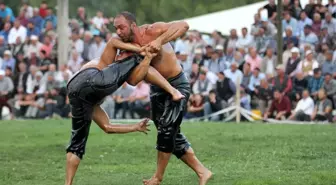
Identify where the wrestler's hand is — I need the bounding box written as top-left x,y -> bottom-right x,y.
146,39 -> 162,52
144,47 -> 158,59
135,118 -> 151,134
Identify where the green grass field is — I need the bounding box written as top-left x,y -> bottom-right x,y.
1,120 -> 336,185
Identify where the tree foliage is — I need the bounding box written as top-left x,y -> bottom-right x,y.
7,0 -> 263,24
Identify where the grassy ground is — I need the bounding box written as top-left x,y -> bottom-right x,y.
1,120 -> 336,185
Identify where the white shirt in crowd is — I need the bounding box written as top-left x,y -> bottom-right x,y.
294,96 -> 315,115
224,69 -> 243,84
236,34 -> 254,50
295,59 -> 319,76
72,39 -> 84,55
88,41 -> 106,60
92,17 -> 104,30
24,42 -> 43,58
68,56 -> 84,73
8,26 -> 27,44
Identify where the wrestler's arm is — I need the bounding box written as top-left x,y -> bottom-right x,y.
109,37 -> 142,53
147,21 -> 189,45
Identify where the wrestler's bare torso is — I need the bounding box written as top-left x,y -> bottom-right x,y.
81,24 -> 182,79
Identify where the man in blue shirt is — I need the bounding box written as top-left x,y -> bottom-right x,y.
0,22 -> 11,42
43,8 -> 57,29
27,21 -> 41,38
0,2 -> 15,23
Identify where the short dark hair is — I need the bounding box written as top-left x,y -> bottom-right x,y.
116,11 -> 136,24
209,89 -> 216,94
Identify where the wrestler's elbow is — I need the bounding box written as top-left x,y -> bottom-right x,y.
179,21 -> 189,32
127,77 -> 138,86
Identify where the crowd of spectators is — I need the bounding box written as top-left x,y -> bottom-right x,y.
0,0 -> 336,123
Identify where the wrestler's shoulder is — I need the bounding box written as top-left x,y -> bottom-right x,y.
141,22 -> 168,35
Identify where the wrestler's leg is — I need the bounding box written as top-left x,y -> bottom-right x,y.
128,66 -> 184,101
65,153 -> 81,185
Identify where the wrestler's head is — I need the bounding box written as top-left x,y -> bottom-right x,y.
114,11 -> 137,42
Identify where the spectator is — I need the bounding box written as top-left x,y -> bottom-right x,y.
283,0 -> 295,17
204,90 -> 222,121
91,11 -> 105,31
255,78 -> 274,116
211,31 -> 225,48
258,0 -> 277,22
299,25 -> 318,50
40,21 -> 54,41
282,11 -> 299,36
292,0 -> 303,19
0,69 -> 14,120
0,1 -> 15,23
245,47 -> 262,71
283,41 -> 294,64
304,0 -> 316,19
29,52 -> 40,66
224,62 -> 243,85
312,13 -> 322,36
17,10 -> 29,27
216,71 -> 236,108
38,88 -> 66,119
68,50 -> 83,73
261,18 -> 277,38
82,31 -> 92,61
192,70 -> 212,96
254,27 -> 269,55
298,11 -> 313,35
24,35 -> 42,59
55,64 -> 73,83
44,73 -> 60,92
261,47 -> 277,76
20,1 -> 33,19
200,66 -> 218,85
236,27 -> 253,51
39,50 -> 52,73
247,67 -> 265,95
25,65 -> 42,94
321,12 -> 336,36
264,89 -> 292,120
26,21 -> 41,38
319,27 -> 336,50
251,14 -> 261,37
241,63 -> 252,88
326,0 -> 336,17
76,7 -> 89,31
311,88 -> 333,122
39,1 -> 48,18
288,89 -> 314,121
240,86 -> 251,111
322,73 -> 336,107
43,8 -> 57,29
189,63 -> 199,88
30,8 -> 43,31
13,61 -> 28,94
290,72 -> 308,101
321,50 -> 336,75
88,33 -> 106,60
185,94 -> 204,119
11,37 -> 25,57
308,68 -> 324,99
128,81 -> 150,119
0,22 -> 11,42
272,65 -> 292,95
206,51 -> 226,74
70,31 -> 84,55
113,82 -> 134,119
224,29 -> 238,51
192,48 -> 204,66
285,47 -> 301,77
296,50 -> 319,77
283,27 -> 299,49
0,36 -> 8,57
8,19 -> 27,45
40,35 -> 53,58
223,47 -> 234,64
1,50 -> 15,72
215,45 -> 225,63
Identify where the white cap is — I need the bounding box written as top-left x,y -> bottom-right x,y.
195,48 -> 203,54
290,47 -> 299,53
4,50 -> 11,56
305,50 -> 313,56
30,35 -> 38,40
276,64 -> 285,70
215,45 -> 224,50
0,70 -> 5,76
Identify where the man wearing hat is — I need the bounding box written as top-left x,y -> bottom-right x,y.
1,50 -> 15,72
0,69 -> 14,120
25,35 -> 42,59
285,47 -> 301,77
88,32 -> 106,60
296,50 -> 319,77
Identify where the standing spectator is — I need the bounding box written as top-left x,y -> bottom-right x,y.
289,72 -> 308,101
263,89 -> 292,120
185,94 -> 204,119
128,81 -> 150,119
88,33 -> 106,60
24,35 -> 42,59
322,73 -> 336,107
272,65 -> 292,95
321,50 -> 336,75
255,79 -> 274,116
30,8 -> 43,31
261,47 -> 277,76
298,11 -> 313,35
216,72 -> 236,108
308,68 -> 324,99
282,11 -> 299,36
236,27 -> 253,51
0,22 -> 11,42
311,89 -> 333,122
20,1 -> 33,19
13,62 -> 29,94
112,82 -> 134,119
76,7 -> 89,30
192,70 -> 212,96
43,8 -> 57,29
312,13 -> 322,36
292,0 -> 303,19
1,50 -> 15,72
245,47 -> 262,71
224,29 -> 238,52
8,19 -> 27,45
0,69 -> 13,120
91,11 -> 105,31
285,47 -> 301,77
26,21 -> 41,38
288,90 -> 314,121
39,1 -> 48,18
258,0 -> 277,22
70,31 -> 84,55
68,50 -> 83,73
321,12 -> 336,36
296,50 -> 319,77
0,1 -> 15,23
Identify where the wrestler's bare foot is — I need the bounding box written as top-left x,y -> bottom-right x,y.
199,169 -> 213,185
143,177 -> 161,185
172,89 -> 185,101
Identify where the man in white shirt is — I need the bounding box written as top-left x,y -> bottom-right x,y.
91,11 -> 105,30
236,27 -> 253,51
88,33 -> 106,60
8,19 -> 27,45
288,90 -> 314,121
224,62 -> 243,85
24,35 -> 42,59
70,31 -> 84,55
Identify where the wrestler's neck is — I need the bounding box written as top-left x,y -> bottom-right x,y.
132,26 -> 146,45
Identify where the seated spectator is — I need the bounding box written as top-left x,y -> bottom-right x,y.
8,19 -> 27,45
240,86 -> 251,111
1,50 -> 15,72
200,66 -> 218,85
189,63 -> 199,88
285,47 -> 301,77
245,47 -> 262,71
312,13 -> 322,36
216,72 -> 236,108
224,62 -> 243,85
298,11 -> 313,35
26,21 -> 40,38
311,89 -> 333,122
321,12 -> 336,36
68,50 -> 84,73
185,94 -> 204,119
255,79 -> 274,116
308,68 -> 324,99
0,69 -> 13,119
206,51 -> 226,74
319,27 -> 336,51
236,27 -> 253,51
39,50 -> 52,74
224,29 -> 238,52
254,27 -> 269,55
283,27 -> 299,48
24,35 -> 42,59
241,63 -> 252,88
322,73 -> 336,107
321,50 -> 336,76
38,88 -> 67,119
221,47 -> 234,64
40,35 -> 53,58
55,64 -> 73,82
192,70 -> 213,96
295,50 -> 319,77
272,65 -> 292,95
0,1 -> 15,23
26,69 -> 45,95
0,36 -> 8,57
0,22 -> 11,43
289,72 -> 308,101
261,18 -> 277,38
113,82 -> 134,119
45,73 -> 60,92
192,48 -> 204,66
11,36 -> 26,57
88,33 -> 106,60
128,81 -> 150,119
261,47 -> 277,77
71,31 -> 84,55
299,25 -> 318,50
282,11 -> 299,36
263,89 -> 292,120
288,89 -> 315,121
204,90 -> 223,121
13,62 -> 29,94
43,8 -> 57,29
247,67 -> 266,95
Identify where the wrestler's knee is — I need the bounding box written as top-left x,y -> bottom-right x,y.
156,125 -> 176,153
172,133 -> 190,158
66,148 -> 84,160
